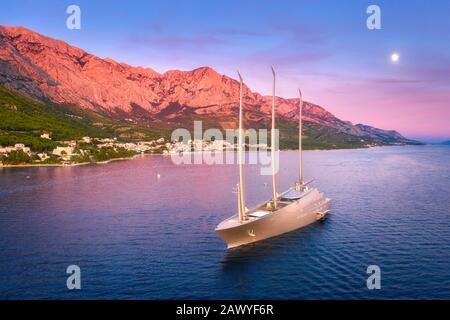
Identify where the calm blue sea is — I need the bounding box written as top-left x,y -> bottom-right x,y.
0,145 -> 449,299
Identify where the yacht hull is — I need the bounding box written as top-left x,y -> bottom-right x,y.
215,188 -> 331,249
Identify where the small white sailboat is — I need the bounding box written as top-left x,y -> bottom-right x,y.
215,69 -> 331,249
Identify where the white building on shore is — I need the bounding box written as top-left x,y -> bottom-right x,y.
0,144 -> 31,155
52,147 -> 77,161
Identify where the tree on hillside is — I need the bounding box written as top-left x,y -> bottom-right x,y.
2,150 -> 32,165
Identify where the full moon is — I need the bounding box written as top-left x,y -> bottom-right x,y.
391,52 -> 400,63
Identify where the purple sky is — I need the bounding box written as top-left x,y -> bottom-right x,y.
1,0 -> 449,141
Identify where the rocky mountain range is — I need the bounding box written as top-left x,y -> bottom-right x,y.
0,25 -> 420,148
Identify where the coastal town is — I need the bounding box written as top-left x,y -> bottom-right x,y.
0,133 -> 167,166
0,132 -> 258,167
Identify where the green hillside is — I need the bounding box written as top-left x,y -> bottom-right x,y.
0,86 -> 172,152
165,107 -> 371,150
1,85 -> 381,155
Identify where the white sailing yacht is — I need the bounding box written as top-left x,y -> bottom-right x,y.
215,69 -> 331,249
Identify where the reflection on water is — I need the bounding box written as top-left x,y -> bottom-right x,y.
0,146 -> 450,299
220,219 -> 329,269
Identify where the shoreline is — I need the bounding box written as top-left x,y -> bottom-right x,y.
0,154 -> 148,168
0,144 -> 426,169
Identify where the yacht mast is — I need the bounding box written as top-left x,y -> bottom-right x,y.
271,67 -> 278,209
237,71 -> 246,221
298,89 -> 304,189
